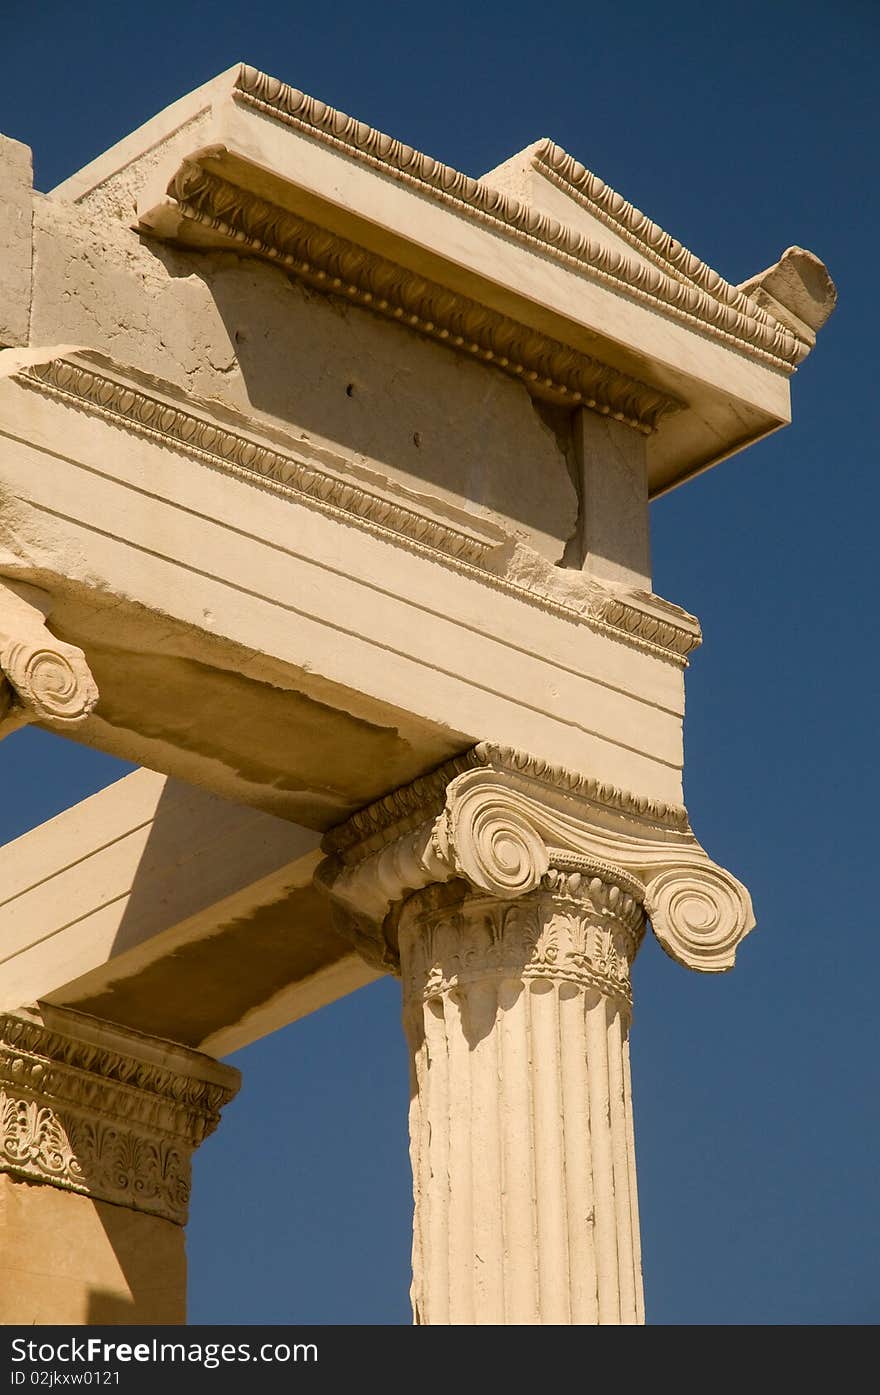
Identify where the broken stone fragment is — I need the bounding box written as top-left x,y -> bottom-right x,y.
739,245 -> 837,348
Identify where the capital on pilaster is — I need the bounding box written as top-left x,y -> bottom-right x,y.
316,742 -> 755,975
0,1005 -> 240,1225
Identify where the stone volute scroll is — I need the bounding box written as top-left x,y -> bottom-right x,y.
317,741 -> 755,976
0,577 -> 99,737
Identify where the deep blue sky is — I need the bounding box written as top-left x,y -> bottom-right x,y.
1,1 -> 876,1325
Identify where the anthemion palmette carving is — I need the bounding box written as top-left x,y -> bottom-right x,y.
0,1006 -> 240,1225
401,862 -> 646,1014
318,744 -> 754,1324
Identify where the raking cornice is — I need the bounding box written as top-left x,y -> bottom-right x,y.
231,65 -> 801,370
531,141 -> 809,351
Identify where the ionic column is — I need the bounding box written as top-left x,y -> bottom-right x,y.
317,740 -> 755,1326
400,862 -> 645,1325
0,1003 -> 239,1325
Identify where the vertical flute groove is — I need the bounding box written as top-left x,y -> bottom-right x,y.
560,983 -> 597,1323
445,988 -> 474,1324
422,997 -> 450,1324
531,980 -> 570,1322
468,979 -> 504,1322
499,978 -> 538,1323
408,1006 -> 426,1323
608,1002 -> 637,1323
585,987 -> 619,1322
623,1032 -> 645,1324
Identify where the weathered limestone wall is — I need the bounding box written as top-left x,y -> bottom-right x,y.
569,412 -> 651,589
30,191 -> 578,562
0,169 -> 699,817
0,136 -> 32,348
0,1175 -> 186,1325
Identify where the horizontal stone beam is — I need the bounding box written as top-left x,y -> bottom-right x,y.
0,769 -> 378,1054
0,349 -> 693,814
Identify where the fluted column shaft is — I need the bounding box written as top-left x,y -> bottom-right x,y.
320,743 -> 755,1322
400,860 -> 646,1325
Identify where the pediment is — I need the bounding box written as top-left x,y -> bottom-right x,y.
49,63 -> 835,495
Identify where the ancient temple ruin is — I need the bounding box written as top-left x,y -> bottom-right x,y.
0,64 -> 835,1323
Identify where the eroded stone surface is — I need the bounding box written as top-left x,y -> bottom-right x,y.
0,136 -> 32,348
30,196 -> 577,561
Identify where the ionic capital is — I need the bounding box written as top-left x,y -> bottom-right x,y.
0,1005 -> 240,1225
317,742 -> 754,974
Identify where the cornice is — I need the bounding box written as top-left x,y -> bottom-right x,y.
0,1007 -> 239,1225
230,65 -> 800,371
589,591 -> 700,659
531,141 -> 805,357
317,742 -> 755,974
166,161 -> 679,434
17,355 -> 699,667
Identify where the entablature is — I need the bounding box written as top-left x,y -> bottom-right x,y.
52,63 -> 835,496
